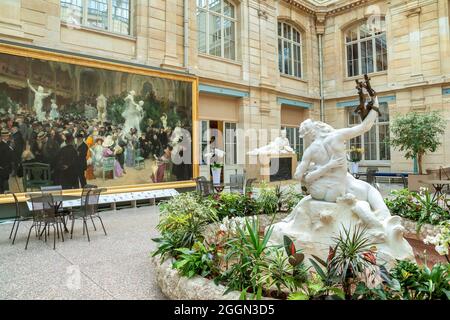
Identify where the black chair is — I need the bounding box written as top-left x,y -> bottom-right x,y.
7,192 -> 32,245
194,176 -> 207,193
230,174 -> 245,194
197,180 -> 214,197
80,184 -> 98,230
25,192 -> 65,250
70,188 -> 107,242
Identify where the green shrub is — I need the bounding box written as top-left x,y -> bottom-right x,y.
384,188 -> 449,231
213,192 -> 259,220
172,241 -> 218,278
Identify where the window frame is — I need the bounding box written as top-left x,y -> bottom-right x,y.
197,0 -> 238,61
61,0 -> 133,37
278,21 -> 303,79
346,103 -> 390,164
344,17 -> 387,78
224,122 -> 237,165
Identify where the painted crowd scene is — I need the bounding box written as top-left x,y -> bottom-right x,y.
0,52 -> 193,192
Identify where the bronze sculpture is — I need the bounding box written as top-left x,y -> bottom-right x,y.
354,74 -> 381,120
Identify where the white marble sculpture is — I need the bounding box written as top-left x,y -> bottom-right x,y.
247,129 -> 294,156
96,94 -> 107,123
122,90 -> 144,136
27,79 -> 51,121
49,99 -> 60,120
268,95 -> 415,269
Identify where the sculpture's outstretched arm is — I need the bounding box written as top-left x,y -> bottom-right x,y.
334,97 -> 379,141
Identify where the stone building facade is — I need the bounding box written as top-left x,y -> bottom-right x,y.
0,0 -> 448,177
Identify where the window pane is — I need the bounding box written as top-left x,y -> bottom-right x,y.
364,127 -> 377,160
225,123 -> 237,165
350,136 -> 362,150
346,28 -> 357,42
293,44 -> 301,77
112,0 -> 130,35
378,102 -> 389,122
378,124 -> 390,160
375,34 -> 387,71
352,43 -> 359,76
209,13 -> 221,57
223,0 -> 234,18
197,0 -> 208,9
197,9 -> 207,53
278,22 -> 282,36
283,23 -> 291,40
283,41 -> 291,75
209,0 -> 221,13
87,0 -> 108,30
360,23 -> 371,39
61,0 -> 83,25
361,40 -> 374,74
278,38 -> 283,73
223,19 -> 235,59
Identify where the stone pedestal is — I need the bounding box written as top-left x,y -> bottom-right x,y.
268,194 -> 415,269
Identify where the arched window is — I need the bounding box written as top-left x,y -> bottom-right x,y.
197,0 -> 236,60
278,21 -> 302,78
345,17 -> 387,77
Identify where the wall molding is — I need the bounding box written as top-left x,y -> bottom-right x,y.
199,84 -> 249,98
336,95 -> 396,108
278,97 -> 313,109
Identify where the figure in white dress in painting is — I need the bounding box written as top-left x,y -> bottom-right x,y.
96,94 -> 107,123
27,79 -> 52,121
49,99 -> 60,120
122,90 -> 144,136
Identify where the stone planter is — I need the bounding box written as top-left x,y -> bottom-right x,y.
400,218 -> 441,241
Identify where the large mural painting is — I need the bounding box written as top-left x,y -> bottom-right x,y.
0,49 -> 194,192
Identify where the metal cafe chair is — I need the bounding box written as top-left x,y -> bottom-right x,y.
80,184 -> 98,231
194,176 -> 207,193
25,192 -> 65,250
229,174 -> 245,194
6,191 -> 32,245
245,178 -> 257,195
70,188 -> 107,242
197,179 -> 214,197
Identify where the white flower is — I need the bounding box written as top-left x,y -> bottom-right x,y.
435,244 -> 448,256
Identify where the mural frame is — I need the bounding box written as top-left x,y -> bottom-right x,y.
0,41 -> 199,204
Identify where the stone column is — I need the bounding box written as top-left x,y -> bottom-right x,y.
407,7 -> 423,78
161,0 -> 183,70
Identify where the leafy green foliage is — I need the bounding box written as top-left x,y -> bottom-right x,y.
390,260 -> 450,300
217,218 -> 273,299
172,242 -> 218,278
256,183 -> 279,215
385,188 -> 450,231
389,112 -> 446,174
212,193 -> 259,220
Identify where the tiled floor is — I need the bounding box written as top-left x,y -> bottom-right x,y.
0,206 -> 166,300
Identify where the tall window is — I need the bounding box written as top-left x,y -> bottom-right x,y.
61,0 -> 131,36
281,126 -> 303,160
224,122 -> 237,165
197,0 -> 236,60
278,22 -> 302,78
345,17 -> 387,77
347,102 -> 390,161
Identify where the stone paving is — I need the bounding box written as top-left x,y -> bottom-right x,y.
0,206 -> 166,300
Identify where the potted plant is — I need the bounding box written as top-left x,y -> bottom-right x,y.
389,112 -> 446,191
211,162 -> 223,185
348,146 -> 363,174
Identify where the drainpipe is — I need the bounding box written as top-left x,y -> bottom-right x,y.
318,33 -> 325,122
183,0 -> 189,69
